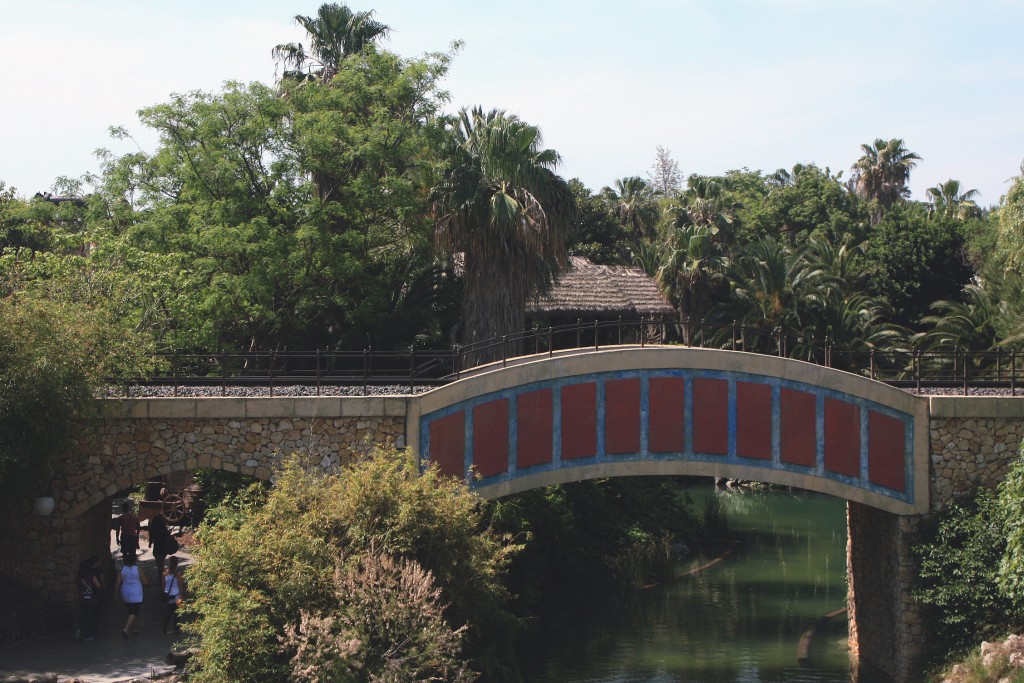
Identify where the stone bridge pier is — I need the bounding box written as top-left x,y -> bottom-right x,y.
1,348 -> 1023,683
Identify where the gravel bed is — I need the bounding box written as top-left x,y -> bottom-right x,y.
97,384 -> 1024,399
99,384 -> 435,398
901,386 -> 1024,397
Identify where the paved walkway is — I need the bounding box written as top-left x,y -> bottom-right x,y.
0,534 -> 193,683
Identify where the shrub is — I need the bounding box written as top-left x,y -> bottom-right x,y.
913,488 -> 1016,654
186,447 -> 519,682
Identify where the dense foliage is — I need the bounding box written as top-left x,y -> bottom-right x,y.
487,477 -> 696,613
0,292 -> 154,510
187,448 -> 519,682
914,447 -> 1024,660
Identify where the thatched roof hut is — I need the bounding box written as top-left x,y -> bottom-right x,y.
527,256 -> 676,323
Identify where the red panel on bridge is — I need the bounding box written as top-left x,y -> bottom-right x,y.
517,388 -> 553,468
562,382 -> 598,460
693,378 -> 728,455
429,411 -> 465,479
868,410 -> 906,492
825,398 -> 860,477
649,376 -> 686,453
781,388 -> 817,467
473,399 -> 509,478
736,381 -> 772,460
605,378 -> 641,454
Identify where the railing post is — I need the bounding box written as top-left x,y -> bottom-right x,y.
454,344 -> 462,380
315,349 -> 322,396
996,347 -> 1002,383
548,326 -> 553,357
640,316 -> 646,347
221,351 -> 227,397
363,347 -> 369,396
409,345 -> 415,393
1013,349 -> 1018,397
618,316 -> 623,346
870,349 -> 875,380
732,321 -> 737,351
776,328 -> 782,357
963,348 -> 969,396
502,336 -> 507,367
684,317 -> 691,347
915,350 -> 922,395
594,319 -> 599,351
269,350 -> 276,397
576,319 -> 582,349
825,336 -> 832,368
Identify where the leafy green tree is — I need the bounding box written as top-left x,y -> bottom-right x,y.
566,179 -> 630,265
996,171 -> 1024,271
851,138 -> 921,224
750,164 -> 866,244
864,203 -> 973,327
927,179 -> 982,221
188,448 -> 519,682
273,2 -> 391,84
432,107 -> 575,360
97,45 -> 455,352
600,176 -> 659,240
0,295 -> 154,511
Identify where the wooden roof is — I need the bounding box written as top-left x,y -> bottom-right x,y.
528,256 -> 676,319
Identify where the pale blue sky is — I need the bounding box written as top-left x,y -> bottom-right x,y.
3,0 -> 1022,205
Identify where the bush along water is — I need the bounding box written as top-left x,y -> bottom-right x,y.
914,440 -> 1024,667
185,447 -> 521,682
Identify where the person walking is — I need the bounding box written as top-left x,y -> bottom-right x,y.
161,555 -> 185,634
149,514 -> 178,578
115,552 -> 149,639
75,556 -> 102,641
119,500 -> 140,558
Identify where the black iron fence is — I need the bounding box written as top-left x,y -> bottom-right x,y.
108,318 -> 1024,396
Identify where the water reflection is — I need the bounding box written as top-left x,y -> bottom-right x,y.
520,486 -> 879,683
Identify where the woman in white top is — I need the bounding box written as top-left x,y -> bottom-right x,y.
114,552 -> 149,639
161,555 -> 185,634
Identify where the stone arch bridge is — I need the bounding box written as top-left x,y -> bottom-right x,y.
3,347 -> 1023,682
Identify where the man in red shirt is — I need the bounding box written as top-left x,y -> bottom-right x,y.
119,500 -> 140,558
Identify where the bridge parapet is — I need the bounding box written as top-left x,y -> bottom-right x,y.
412,348 -> 930,514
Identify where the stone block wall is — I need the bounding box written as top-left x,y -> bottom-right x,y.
0,398 -> 407,644
847,503 -> 925,682
929,417 -> 1024,510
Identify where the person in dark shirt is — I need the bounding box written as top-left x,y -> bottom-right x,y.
119,501 -> 140,558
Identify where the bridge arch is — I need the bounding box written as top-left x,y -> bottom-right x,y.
411,347 -> 930,514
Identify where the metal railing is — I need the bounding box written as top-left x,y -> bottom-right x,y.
108,318 -> 1023,397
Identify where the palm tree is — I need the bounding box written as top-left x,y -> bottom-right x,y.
432,107 -> 574,363
273,3 -> 390,84
600,177 -> 659,240
851,138 -> 920,224
913,284 -> 1007,353
926,179 -> 981,220
670,175 -> 737,239
657,223 -> 729,330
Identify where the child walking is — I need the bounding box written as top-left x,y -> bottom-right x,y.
161,555 -> 185,634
